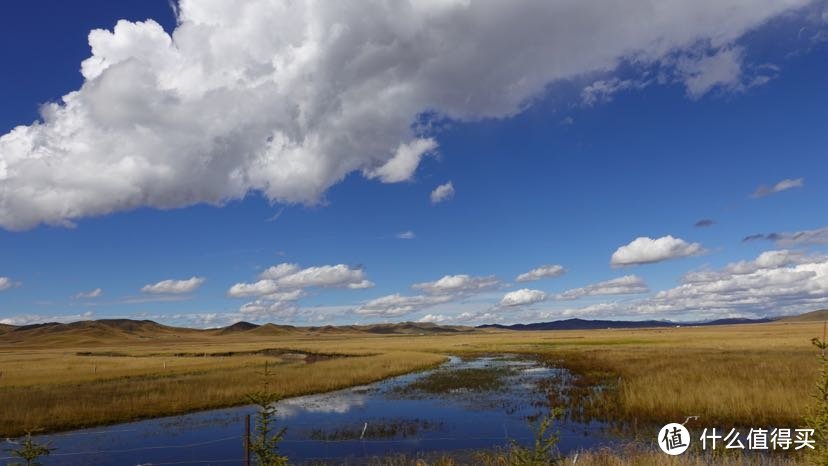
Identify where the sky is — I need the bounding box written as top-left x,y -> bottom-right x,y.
1,0 -> 828,328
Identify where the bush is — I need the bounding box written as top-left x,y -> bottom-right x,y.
4,432 -> 54,466
247,362 -> 289,466
807,336 -> 828,466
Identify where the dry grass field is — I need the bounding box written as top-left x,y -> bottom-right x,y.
366,449 -> 806,466
0,317 -> 823,441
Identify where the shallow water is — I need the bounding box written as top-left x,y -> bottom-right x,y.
12,356 -> 617,465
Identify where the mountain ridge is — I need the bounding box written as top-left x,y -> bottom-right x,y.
477,316 -> 778,331
2,311 -> 821,343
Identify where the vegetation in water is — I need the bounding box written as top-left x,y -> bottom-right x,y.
806,334 -> 828,465
309,418 -> 444,441
396,366 -> 515,394
3,432 -> 54,466
246,363 -> 288,466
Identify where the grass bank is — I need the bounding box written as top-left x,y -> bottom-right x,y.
0,350 -> 444,437
351,448 -> 806,465
0,320 -> 823,438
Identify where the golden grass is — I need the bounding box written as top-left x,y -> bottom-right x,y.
0,320 -> 823,439
0,350 -> 444,436
350,448 -> 807,466
535,324 -> 819,426
559,449 -> 805,466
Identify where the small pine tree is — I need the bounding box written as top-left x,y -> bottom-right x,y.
807,336 -> 828,466
246,362 -> 289,466
508,408 -> 563,466
4,432 -> 54,466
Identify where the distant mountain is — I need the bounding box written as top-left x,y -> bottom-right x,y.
1,311 -> 811,345
779,309 -> 828,322
478,316 -> 777,331
215,321 -> 261,334
213,321 -> 471,336
2,319 -> 197,343
246,323 -> 300,336
356,322 -> 472,335
479,318 -> 672,331
302,322 -> 473,335
700,317 -> 777,326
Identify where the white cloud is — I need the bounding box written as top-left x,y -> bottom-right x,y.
557,275 -> 649,300
347,280 -> 375,289
752,177 -> 805,198
646,251 -> 828,316
0,311 -> 94,326
259,263 -> 301,280
516,265 -> 565,282
260,289 -> 306,302
500,289 -> 548,307
355,272 -> 499,317
0,277 -> 19,291
417,313 -> 448,323
396,231 -> 416,240
430,182 -> 455,204
611,235 -> 705,267
229,263 -> 372,317
677,46 -> 746,98
773,226 -> 828,247
412,274 -> 498,295
581,77 -> 649,106
741,226 -> 828,247
141,276 -> 205,294
682,250 -> 809,283
355,293 -> 452,317
230,263 -> 372,297
365,138 -> 438,183
227,280 -> 279,298
239,300 -> 298,317
74,288 -> 103,299
275,264 -> 372,289
557,250 -> 828,320
0,0 -> 809,230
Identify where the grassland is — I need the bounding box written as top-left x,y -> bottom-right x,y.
0,318 -> 823,440
360,448 -> 805,466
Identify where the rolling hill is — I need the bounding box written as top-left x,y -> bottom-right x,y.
214,321 -> 261,335
478,316 -> 777,331
3,309 -> 821,345
779,309 -> 828,322
1,319 -> 199,344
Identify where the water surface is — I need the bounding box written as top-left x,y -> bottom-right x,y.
12,356 -> 615,465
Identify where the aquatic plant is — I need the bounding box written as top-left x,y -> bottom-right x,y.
3,432 -> 54,466
246,362 -> 289,466
507,408 -> 563,465
397,366 -> 515,394
309,418 -> 443,441
806,333 -> 828,466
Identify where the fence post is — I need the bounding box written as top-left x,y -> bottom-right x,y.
244,413 -> 251,466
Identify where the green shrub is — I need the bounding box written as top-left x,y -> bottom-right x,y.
4,432 -> 54,466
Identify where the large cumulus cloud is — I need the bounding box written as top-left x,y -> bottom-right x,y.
0,0 -> 813,230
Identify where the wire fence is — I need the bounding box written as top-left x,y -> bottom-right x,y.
0,430 -> 542,464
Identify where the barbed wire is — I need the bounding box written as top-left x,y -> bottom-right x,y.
0,433 -> 540,462
139,459 -> 242,465
0,434 -> 241,460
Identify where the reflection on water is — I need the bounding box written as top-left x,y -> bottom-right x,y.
18,356 -> 616,465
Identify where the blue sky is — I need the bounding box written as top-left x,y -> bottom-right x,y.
1,0 -> 828,327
